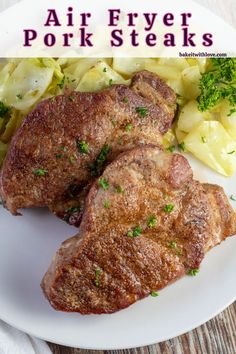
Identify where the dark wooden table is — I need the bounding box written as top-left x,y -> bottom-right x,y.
48,302 -> 236,354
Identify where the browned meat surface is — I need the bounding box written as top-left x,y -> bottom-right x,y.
0,71 -> 176,217
41,146 -> 236,314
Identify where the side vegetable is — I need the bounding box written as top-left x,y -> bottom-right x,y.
1,57 -> 236,177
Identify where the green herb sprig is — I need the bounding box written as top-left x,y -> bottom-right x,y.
187,268 -> 199,276
198,59 -> 236,114
127,226 -> 142,238
89,144 -> 111,177
77,140 -> 89,154
33,168 -> 48,176
135,106 -> 148,117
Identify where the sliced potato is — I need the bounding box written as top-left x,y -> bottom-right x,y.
182,66 -> 201,100
76,61 -> 129,92
177,100 -> 212,134
184,121 -> 236,176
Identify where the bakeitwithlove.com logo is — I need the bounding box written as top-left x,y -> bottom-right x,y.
1,0 -> 236,57
23,8 -> 214,49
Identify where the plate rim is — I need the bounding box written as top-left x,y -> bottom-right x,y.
0,292 -> 235,349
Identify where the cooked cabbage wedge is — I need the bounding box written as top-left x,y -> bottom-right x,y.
113,58 -> 148,76
76,61 -> 129,92
0,57 -> 236,177
1,60 -> 54,111
184,121 -> 236,176
181,66 -> 201,100
177,100 -> 212,134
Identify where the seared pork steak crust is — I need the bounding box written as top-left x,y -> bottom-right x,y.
0,71 -> 176,218
41,146 -> 236,314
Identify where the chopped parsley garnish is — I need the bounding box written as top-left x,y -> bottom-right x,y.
178,142 -> 185,152
127,226 -> 142,238
16,94 -> 23,100
187,268 -> 199,276
89,144 -> 111,177
150,291 -> 159,297
135,106 -> 148,117
198,58 -> 236,113
117,137 -> 123,145
58,75 -> 65,89
123,97 -> 128,103
111,119 -> 116,127
169,241 -> 177,249
147,215 -> 157,228
95,268 -> 101,287
0,101 -> 10,118
166,145 -> 175,153
77,140 -> 89,154
115,185 -> 124,193
103,200 -> 110,209
63,206 -> 80,222
133,226 -> 142,237
103,67 -> 107,72
55,153 -> 63,159
228,108 -> 236,116
227,150 -> 235,155
66,206 -> 80,214
125,123 -> 133,132
69,156 -> 76,165
60,146 -> 67,151
201,136 -> 207,143
169,241 -> 182,256
109,79 -> 113,86
33,168 -> 48,176
163,204 -> 174,213
68,95 -> 75,102
99,178 -> 109,190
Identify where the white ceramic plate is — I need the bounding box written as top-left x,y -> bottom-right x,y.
0,155 -> 236,350
0,0 -> 236,347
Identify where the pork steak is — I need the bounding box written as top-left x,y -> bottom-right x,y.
41,146 -> 236,314
0,71 -> 176,221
